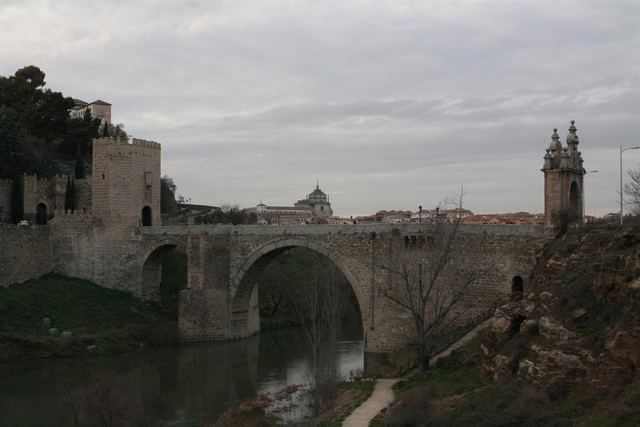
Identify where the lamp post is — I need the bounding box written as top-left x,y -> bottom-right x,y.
620,146 -> 640,225
418,205 -> 422,224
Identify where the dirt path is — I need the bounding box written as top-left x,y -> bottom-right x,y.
342,378 -> 399,427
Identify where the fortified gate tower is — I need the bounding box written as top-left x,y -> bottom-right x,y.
542,121 -> 585,229
92,137 -> 161,228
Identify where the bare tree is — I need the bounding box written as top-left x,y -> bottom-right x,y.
378,190 -> 486,370
288,257 -> 350,411
624,167 -> 640,216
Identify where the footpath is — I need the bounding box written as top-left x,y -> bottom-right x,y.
342,378 -> 399,427
342,318 -> 493,426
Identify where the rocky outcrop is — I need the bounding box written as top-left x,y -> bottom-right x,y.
482,229 -> 640,391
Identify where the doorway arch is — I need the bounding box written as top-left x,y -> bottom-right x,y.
35,202 -> 48,225
142,206 -> 152,226
512,275 -> 524,294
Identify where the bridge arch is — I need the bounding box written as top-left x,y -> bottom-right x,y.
141,239 -> 187,305
230,238 -> 365,338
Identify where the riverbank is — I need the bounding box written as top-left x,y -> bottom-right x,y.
211,379 -> 376,426
0,274 -> 178,362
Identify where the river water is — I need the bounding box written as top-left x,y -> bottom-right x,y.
0,327 -> 363,426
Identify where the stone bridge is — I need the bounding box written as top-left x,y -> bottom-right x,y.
49,221 -> 548,372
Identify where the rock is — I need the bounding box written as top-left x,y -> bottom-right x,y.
538,317 -> 572,341
61,331 -> 72,338
539,291 -> 553,301
529,345 -> 588,383
86,345 -> 97,352
517,358 -> 536,377
522,319 -> 539,335
42,317 -> 52,327
571,308 -> 587,319
492,354 -> 510,381
48,328 -> 59,336
605,330 -> 640,368
522,300 -> 537,315
492,317 -> 511,335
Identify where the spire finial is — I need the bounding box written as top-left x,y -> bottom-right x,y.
316,180 -> 319,190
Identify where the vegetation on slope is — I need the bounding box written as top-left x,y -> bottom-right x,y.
374,227 -> 640,426
0,274 -> 178,361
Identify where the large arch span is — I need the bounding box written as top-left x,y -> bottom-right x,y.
229,238 -> 365,339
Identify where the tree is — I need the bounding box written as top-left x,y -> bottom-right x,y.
377,190 -> 486,370
160,175 -> 179,214
286,251 -> 351,411
195,205 -> 249,225
624,167 -> 640,216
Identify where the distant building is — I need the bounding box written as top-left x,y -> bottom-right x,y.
294,183 -> 333,221
70,99 -> 112,127
245,183 -> 333,225
462,212 -> 544,225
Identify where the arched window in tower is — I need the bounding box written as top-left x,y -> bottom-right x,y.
142,206 -> 152,226
36,203 -> 48,225
569,181 -> 580,222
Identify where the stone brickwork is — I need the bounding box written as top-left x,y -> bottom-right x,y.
92,137 -> 161,228
0,179 -> 12,222
20,174 -> 68,223
0,225 -> 53,287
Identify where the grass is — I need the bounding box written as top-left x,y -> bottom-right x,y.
0,273 -> 176,359
394,365 -> 488,396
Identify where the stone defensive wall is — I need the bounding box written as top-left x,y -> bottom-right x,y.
0,225 -> 53,287
3,219 -> 549,374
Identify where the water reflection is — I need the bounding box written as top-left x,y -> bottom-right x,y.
0,328 -> 362,426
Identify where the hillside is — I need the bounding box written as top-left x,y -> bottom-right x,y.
376,227 -> 640,426
0,274 -> 178,361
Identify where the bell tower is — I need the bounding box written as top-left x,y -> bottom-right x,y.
542,121 -> 585,230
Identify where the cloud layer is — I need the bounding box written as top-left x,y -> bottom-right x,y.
1,0 -> 639,215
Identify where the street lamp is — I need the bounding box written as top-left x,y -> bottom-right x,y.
620,146 -> 640,225
418,205 -> 422,224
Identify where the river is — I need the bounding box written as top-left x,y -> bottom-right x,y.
0,327 -> 363,426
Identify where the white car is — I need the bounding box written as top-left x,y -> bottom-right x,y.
17,220 -> 30,226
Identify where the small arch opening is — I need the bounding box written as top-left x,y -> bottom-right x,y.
512,275 -> 524,294
35,203 -> 48,225
142,206 -> 152,226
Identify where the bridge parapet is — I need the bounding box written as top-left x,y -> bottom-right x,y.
143,223 -> 546,237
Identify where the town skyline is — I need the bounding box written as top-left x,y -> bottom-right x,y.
2,1 -> 638,217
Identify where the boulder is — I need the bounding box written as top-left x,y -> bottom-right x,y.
538,317 -> 573,341
48,328 -> 59,337
61,331 -> 72,338
86,345 -> 97,352
492,317 -> 511,335
42,317 -> 52,327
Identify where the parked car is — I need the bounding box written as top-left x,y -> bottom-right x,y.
17,220 -> 29,226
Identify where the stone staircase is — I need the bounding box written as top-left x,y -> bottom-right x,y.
429,318 -> 493,367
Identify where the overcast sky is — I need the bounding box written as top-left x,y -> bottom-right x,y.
1,1 -> 638,216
